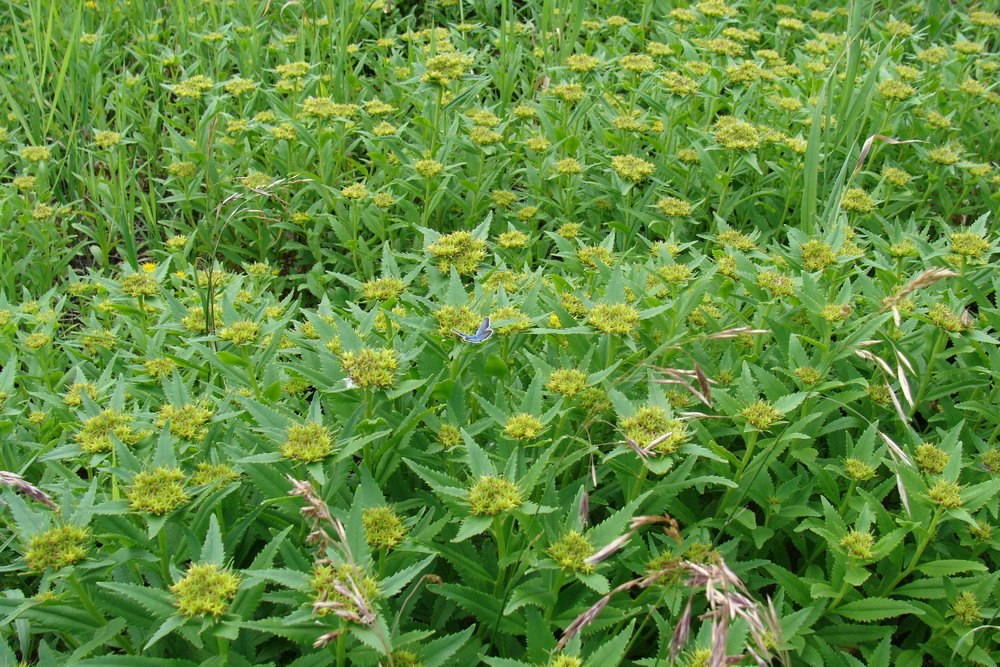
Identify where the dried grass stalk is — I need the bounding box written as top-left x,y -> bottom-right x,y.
879,267 -> 959,313
558,556 -> 786,667
0,471 -> 58,509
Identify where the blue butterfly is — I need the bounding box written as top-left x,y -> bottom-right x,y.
451,317 -> 494,343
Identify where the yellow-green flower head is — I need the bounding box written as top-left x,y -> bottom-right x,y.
611,154 -> 654,181
877,78 -> 916,101
820,303 -> 852,322
620,53 -> 655,73
839,530 -> 875,559
717,230 -> 754,251
191,462 -> 240,486
422,52 -> 473,84
341,183 -> 369,200
497,230 -> 528,248
415,159 -> 444,178
578,245 -> 615,268
363,506 -> 408,549
800,240 -> 837,271
157,402 -> 214,440
969,11 -> 1000,26
170,563 -> 242,617
840,187 -> 876,213
928,146 -> 960,165
555,158 -> 583,175
13,175 -> 37,191
772,96 -> 803,111
983,449 -> 1000,474
950,591 -> 982,624
373,192 -> 395,208
21,146 -> 51,162
434,305 -> 481,337
437,423 -> 462,449
468,475 -> 523,515
676,148 -> 699,165
551,83 -> 586,103
844,458 -> 876,480
340,347 -> 398,388
64,381 -> 99,406
94,130 -> 121,148
697,0 -> 738,17
426,230 -> 487,275
31,203 -> 55,220
365,99 -> 396,116
281,422 -> 334,462
883,166 -> 912,186
565,53 -> 599,72
954,40 -> 984,54
916,46 -> 947,63
958,77 -> 986,96
662,71 -> 699,96
656,196 -> 692,217
950,231 -> 989,258
777,17 -> 805,30
171,75 -> 214,99
128,467 -> 188,515
120,271 -> 158,297
548,531 -> 595,574
25,332 -> 51,350
620,404 -> 687,453
276,61 -> 310,78
372,121 -> 397,137
361,277 -> 405,302
241,172 -> 272,189
513,105 -> 536,118
303,97 -> 359,119
579,387 -> 611,414
884,19 -> 914,36
24,525 -> 90,572
546,369 -> 588,397
167,161 -> 197,178
928,303 -> 970,332
224,77 -> 257,96
503,413 -> 544,440
587,303 -> 639,335
757,270 -> 795,297
218,320 -> 260,345
928,480 -> 963,508
670,7 -> 696,22
549,655 -> 583,667
741,400 -> 783,430
311,562 -> 379,617
915,443 -> 949,474
487,191 -> 516,210
726,61 -> 761,84
713,116 -> 760,150
75,409 -> 142,453
469,126 -> 502,145
654,263 -> 694,287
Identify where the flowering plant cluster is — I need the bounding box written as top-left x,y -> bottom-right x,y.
0,0 -> 998,665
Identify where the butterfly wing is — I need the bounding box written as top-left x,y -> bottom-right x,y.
471,317 -> 493,342
476,317 -> 492,337
451,328 -> 473,342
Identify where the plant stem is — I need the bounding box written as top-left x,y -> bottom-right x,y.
907,329 -> 947,418
881,507 -> 943,596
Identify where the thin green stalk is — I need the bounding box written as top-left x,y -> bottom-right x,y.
880,507 -> 944,596
907,328 -> 947,418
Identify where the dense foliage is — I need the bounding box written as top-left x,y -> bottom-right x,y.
1,0 -> 999,665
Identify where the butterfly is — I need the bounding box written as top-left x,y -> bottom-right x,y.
451,317 -> 494,343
